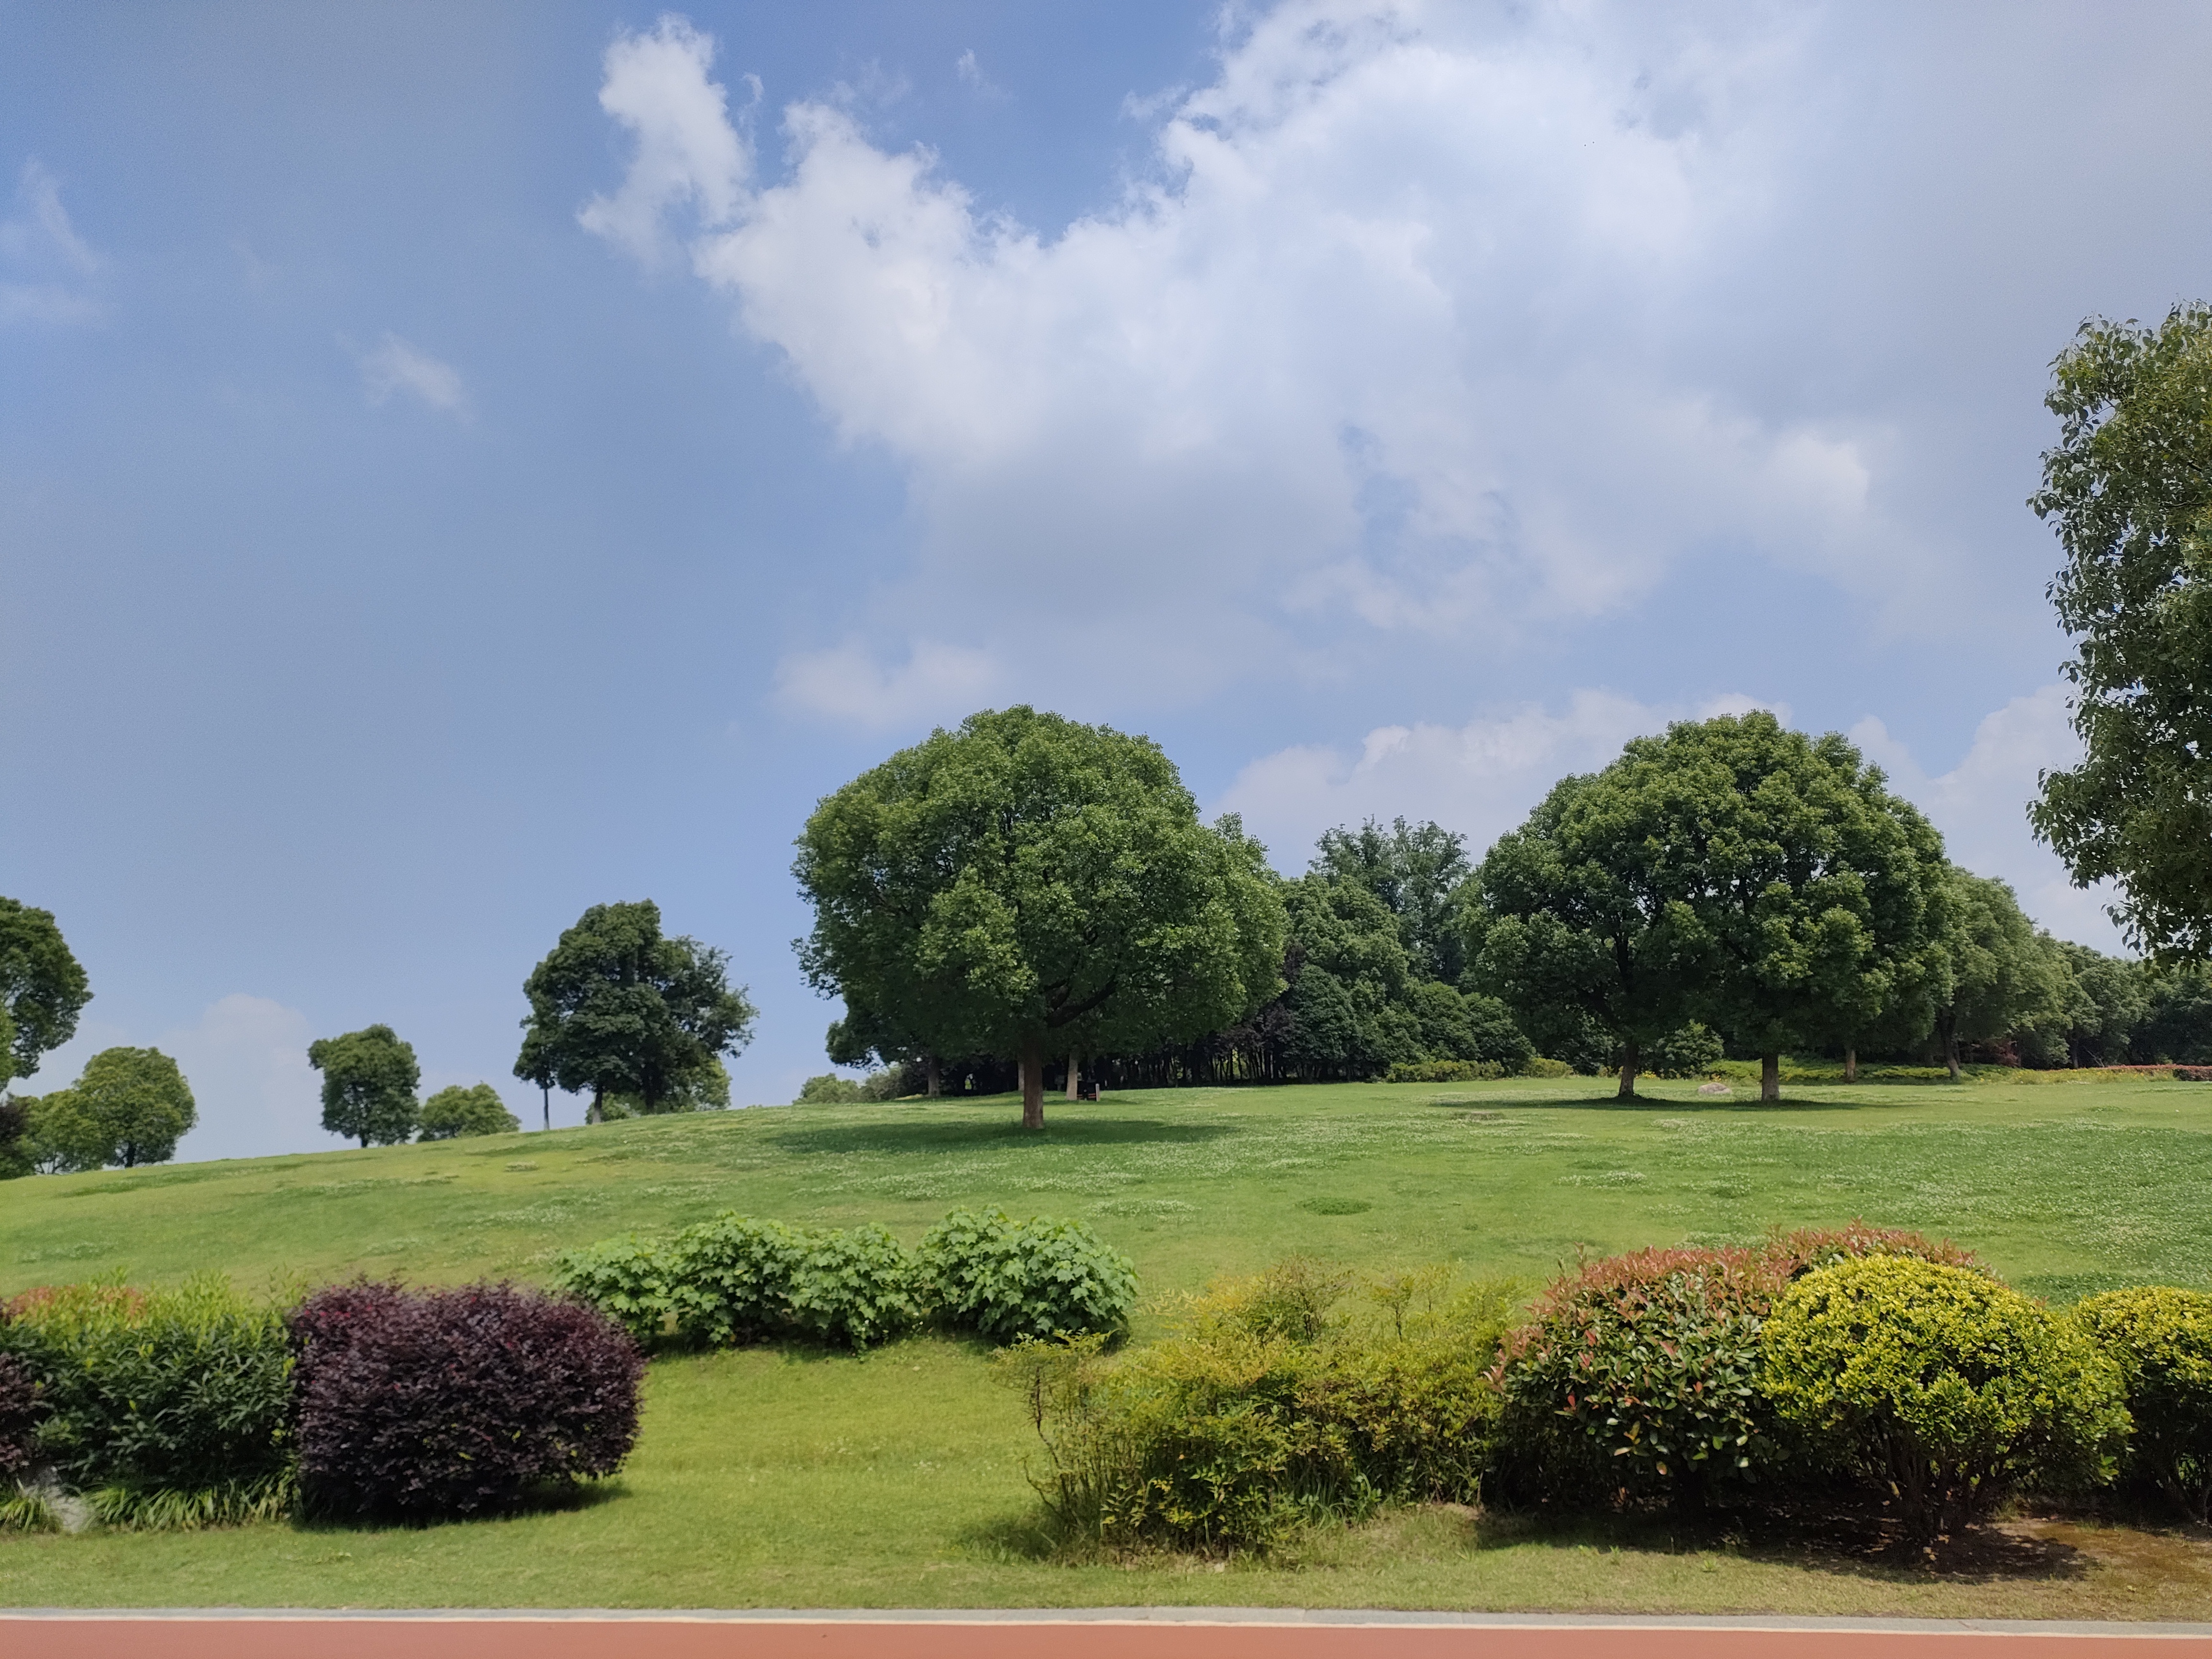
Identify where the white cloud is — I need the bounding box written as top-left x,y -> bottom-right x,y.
1851,686 -> 2124,952
355,332 -> 470,417
583,4 -> 1953,716
775,638 -> 999,728
0,159 -> 103,325
1215,687 -> 1780,870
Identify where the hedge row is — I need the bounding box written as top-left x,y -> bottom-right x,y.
0,1276 -> 642,1530
552,1208 -> 1137,1350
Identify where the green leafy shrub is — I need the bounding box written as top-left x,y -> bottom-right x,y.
0,1276 -> 293,1528
0,1349 -> 39,1482
554,1212 -> 924,1350
417,1083 -> 520,1139
995,1261 -> 1512,1554
2076,1286 -> 2212,1521
1649,1022 -> 1725,1078
1761,1257 -> 2127,1541
1518,1056 -> 1572,1078
1384,1059 -> 1505,1083
921,1208 -> 1138,1343
796,1073 -> 866,1104
1496,1223 -> 1979,1512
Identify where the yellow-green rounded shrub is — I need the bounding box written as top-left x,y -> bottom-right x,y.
1759,1257 -> 2126,1541
2076,1286 -> 2212,1521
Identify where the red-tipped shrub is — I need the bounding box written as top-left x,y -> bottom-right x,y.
290,1283 -> 642,1521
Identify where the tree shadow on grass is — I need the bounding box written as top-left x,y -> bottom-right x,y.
1452,1091 -> 1939,1118
761,1115 -> 1241,1159
288,1477 -> 630,1533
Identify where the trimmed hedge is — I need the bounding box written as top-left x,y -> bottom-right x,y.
920,1208 -> 1138,1343
290,1282 -> 642,1521
1762,1257 -> 2127,1541
0,1276 -> 293,1528
2076,1286 -> 2212,1521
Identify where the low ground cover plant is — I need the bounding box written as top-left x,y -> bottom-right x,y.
995,1260 -> 1513,1554
2071,1286 -> 2212,1521
290,1281 -> 642,1521
0,1275 -> 293,1529
1762,1257 -> 2127,1541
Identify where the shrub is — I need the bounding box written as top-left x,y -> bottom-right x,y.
1384,1059 -> 1505,1083
0,1275 -> 293,1528
2075,1286 -> 2212,1521
417,1083 -> 520,1140
554,1213 -> 925,1350
1649,1022 -> 1725,1078
1495,1223 -> 1979,1513
290,1282 -> 641,1521
1760,1257 -> 2127,1541
922,1208 -> 1138,1343
1519,1056 -> 1572,1078
0,1349 -> 39,1483
796,1073 -> 866,1104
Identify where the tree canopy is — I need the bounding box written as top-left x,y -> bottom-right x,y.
0,897 -> 91,1086
515,901 -> 756,1120
2030,304 -> 2212,961
795,706 -> 1286,1127
20,1047 -> 198,1171
1312,817 -> 1473,982
418,1082 -> 521,1140
309,1024 -> 421,1147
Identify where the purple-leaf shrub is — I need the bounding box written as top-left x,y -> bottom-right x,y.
0,1350 -> 39,1482
289,1282 -> 642,1521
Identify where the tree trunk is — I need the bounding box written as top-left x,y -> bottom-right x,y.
1939,1013 -> 1961,1080
1615,1036 -> 1640,1100
541,1085 -> 550,1130
587,1084 -> 604,1125
925,1054 -> 941,1098
1021,1034 -> 1046,1130
1761,1051 -> 1781,1102
1065,1051 -> 1081,1101
1844,1047 -> 1858,1084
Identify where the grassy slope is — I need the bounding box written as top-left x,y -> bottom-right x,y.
5,1075 -> 2212,1613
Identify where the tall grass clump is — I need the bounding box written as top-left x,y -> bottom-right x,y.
0,1276 -> 293,1528
995,1260 -> 1513,1555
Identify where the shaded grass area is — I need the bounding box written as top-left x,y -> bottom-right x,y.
5,1076 -> 2212,1612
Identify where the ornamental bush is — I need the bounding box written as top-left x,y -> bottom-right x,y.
553,1213 -> 926,1350
921,1208 -> 1138,1343
996,1261 -> 1512,1553
2075,1286 -> 2212,1521
289,1282 -> 642,1521
1760,1257 -> 2127,1541
1495,1224 -> 1979,1513
0,1276 -> 293,1528
0,1350 -> 38,1483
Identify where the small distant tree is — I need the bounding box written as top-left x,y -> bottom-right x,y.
63,1046 -> 197,1167
0,1095 -> 29,1179
795,708 -> 1286,1129
1928,871 -> 2073,1076
418,1083 -> 521,1141
796,1073 -> 866,1104
515,902 -> 756,1122
1312,817 -> 1473,982
309,1024 -> 421,1147
21,1090 -> 103,1173
0,897 -> 92,1087
2029,305 -> 2212,961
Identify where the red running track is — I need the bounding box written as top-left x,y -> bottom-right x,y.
7,1618 -> 2212,1659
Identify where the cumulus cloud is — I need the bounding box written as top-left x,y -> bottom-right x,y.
355,332 -> 470,417
1214,687 -> 1780,870
1851,686 -> 2124,952
0,160 -> 103,325
775,638 -> 999,727
581,4 -> 1962,713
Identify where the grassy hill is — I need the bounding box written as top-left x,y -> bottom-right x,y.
5,1074 -> 2212,1615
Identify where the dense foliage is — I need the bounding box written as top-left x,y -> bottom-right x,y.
0,1277 -> 294,1528
920,1208 -> 1139,1343
2076,1286 -> 2212,1522
2030,304 -> 2212,962
308,1023 -> 421,1148
0,896 -> 92,1087
996,1261 -> 1513,1553
289,1282 -> 642,1521
1761,1257 -> 2127,1541
23,1046 -> 198,1170
416,1082 -> 520,1139
0,1349 -> 37,1482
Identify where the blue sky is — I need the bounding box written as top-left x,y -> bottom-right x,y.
3,1 -> 2208,1158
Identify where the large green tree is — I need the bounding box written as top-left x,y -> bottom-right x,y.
2029,305 -> 2212,960
309,1024 -> 421,1147
1925,872 -> 2072,1077
795,707 -> 1286,1128
515,901 -> 756,1121
1312,817 -> 1473,981
44,1047 -> 197,1168
0,897 -> 92,1086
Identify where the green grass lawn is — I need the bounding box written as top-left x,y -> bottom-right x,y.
5,1074 -> 2212,1614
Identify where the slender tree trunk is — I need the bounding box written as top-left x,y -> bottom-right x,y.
925,1054 -> 941,1098
1943,1016 -> 1962,1080
1844,1047 -> 1858,1084
1761,1051 -> 1781,1102
1021,1034 -> 1046,1130
587,1084 -> 604,1125
1615,1037 -> 1640,1101
541,1084 -> 550,1130
1065,1050 -> 1081,1102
